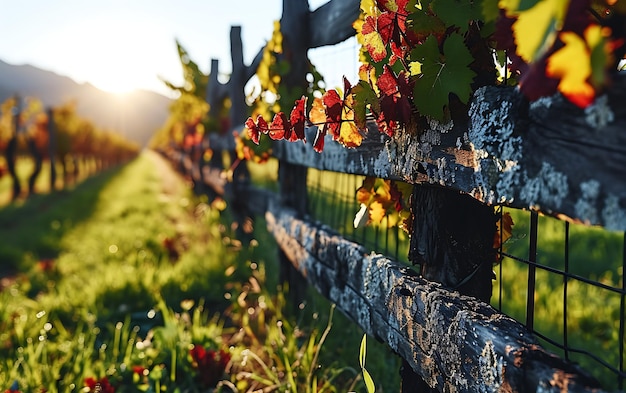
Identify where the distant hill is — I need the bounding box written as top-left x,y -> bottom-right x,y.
0,59 -> 171,146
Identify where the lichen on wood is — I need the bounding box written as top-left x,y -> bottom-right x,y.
265,202 -> 606,392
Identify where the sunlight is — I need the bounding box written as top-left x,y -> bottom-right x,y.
51,14 -> 167,95
79,22 -> 142,95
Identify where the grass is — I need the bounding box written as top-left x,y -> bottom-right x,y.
0,151 -> 401,392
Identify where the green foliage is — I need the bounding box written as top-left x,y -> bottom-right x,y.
250,20 -> 326,120
412,33 -> 476,120
151,40 -> 212,151
161,40 -> 208,98
359,334 -> 376,393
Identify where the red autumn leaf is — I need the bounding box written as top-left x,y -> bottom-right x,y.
374,67 -> 414,135
313,129 -> 326,153
268,112 -> 288,140
377,66 -> 398,96
245,117 -> 260,144
85,377 -> 115,393
377,0 -> 409,14
244,115 -> 268,145
322,89 -> 343,140
289,96 -> 307,142
361,16 -> 388,62
376,12 -> 397,46
190,345 -> 231,388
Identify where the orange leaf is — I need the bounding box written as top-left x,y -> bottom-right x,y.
356,187 -> 371,205
309,97 -> 327,126
369,200 -> 386,223
494,212 -> 514,250
546,32 -> 595,108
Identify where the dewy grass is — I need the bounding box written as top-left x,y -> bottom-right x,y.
0,151 -> 395,392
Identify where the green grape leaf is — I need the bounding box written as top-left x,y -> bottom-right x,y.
481,0 -> 501,22
586,24 -> 609,88
412,34 -> 476,120
352,80 -> 379,129
431,0 -> 479,34
407,9 -> 446,42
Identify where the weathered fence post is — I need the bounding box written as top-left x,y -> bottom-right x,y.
273,0 -> 359,306
26,138 -> 42,195
280,0 -> 359,90
404,184 -> 496,392
204,26 -> 262,200
277,161 -> 309,308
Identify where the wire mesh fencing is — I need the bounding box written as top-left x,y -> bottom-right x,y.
304,168 -> 625,391
306,168 -> 410,264
495,207 -> 626,391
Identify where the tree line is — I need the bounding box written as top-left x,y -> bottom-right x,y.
0,96 -> 139,201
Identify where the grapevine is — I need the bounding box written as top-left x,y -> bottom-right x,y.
246,0 -> 625,151
244,0 -> 625,231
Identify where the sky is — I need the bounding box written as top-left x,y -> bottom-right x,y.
0,0 -> 360,98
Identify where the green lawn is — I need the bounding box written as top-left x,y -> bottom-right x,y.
0,151 -> 399,393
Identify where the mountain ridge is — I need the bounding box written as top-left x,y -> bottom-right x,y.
0,59 -> 171,146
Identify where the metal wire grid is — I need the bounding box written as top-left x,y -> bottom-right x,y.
496,207 -> 626,391
303,168 -> 625,389
306,168 -> 409,264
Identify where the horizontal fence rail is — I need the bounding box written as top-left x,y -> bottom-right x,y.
273,80 -> 626,231
265,201 -> 606,392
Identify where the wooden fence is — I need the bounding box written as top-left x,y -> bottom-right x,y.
163,1 -> 626,391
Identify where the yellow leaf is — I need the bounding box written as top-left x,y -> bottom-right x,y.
339,121 -> 363,147
385,0 -> 400,12
369,201 -> 386,223
360,0 -> 378,16
375,180 -> 392,203
546,31 -> 595,107
338,94 -> 363,147
409,61 -> 422,76
498,0 -> 521,12
504,0 -> 569,62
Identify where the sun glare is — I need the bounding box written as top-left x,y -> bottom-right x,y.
91,74 -> 136,96
59,15 -> 163,96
